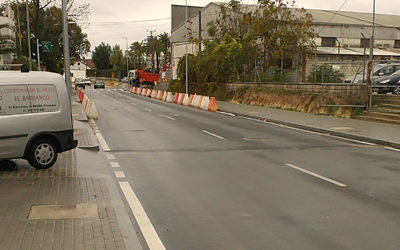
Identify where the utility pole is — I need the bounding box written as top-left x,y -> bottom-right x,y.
367,0 -> 375,111
17,6 -> 22,54
26,0 -> 32,71
62,0 -> 71,99
147,30 -> 156,73
123,37 -> 129,76
185,0 -> 188,94
36,38 -> 40,70
198,11 -> 202,53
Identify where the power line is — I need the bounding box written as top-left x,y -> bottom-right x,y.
88,17 -> 170,26
318,0 -> 348,33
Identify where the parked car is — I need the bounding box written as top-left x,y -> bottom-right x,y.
94,81 -> 105,89
75,81 -> 85,89
345,63 -> 400,83
372,69 -> 400,94
83,78 -> 91,86
0,69 -> 78,169
121,77 -> 128,83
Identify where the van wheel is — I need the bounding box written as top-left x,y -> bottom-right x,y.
28,139 -> 58,169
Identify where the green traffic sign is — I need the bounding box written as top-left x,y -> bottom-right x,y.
42,41 -> 52,53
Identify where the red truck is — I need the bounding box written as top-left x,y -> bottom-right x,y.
128,69 -> 160,87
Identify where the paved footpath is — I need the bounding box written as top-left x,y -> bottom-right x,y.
0,93 -> 142,250
219,101 -> 400,148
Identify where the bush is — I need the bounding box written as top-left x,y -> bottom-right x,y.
307,65 -> 345,83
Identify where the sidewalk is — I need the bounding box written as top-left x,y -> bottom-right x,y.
219,101 -> 400,148
0,92 -> 142,250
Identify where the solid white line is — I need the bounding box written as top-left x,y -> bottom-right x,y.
384,147 -> 400,152
285,164 -> 347,187
217,111 -> 236,117
131,102 -> 137,106
160,115 -> 176,121
110,162 -> 120,168
115,171 -> 126,178
201,130 -> 225,140
145,108 -> 152,112
95,131 -> 110,152
119,182 -> 166,250
106,153 -> 116,160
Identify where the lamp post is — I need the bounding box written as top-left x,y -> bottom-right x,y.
62,0 -> 71,99
367,0 -> 376,111
185,0 -> 188,94
122,37 -> 129,77
26,0 -> 32,71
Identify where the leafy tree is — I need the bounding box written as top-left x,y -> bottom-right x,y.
92,42 -> 112,69
129,41 -> 146,69
109,45 -> 123,78
307,65 -> 345,83
158,32 -> 171,65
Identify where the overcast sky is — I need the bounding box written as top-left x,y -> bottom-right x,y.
5,0 -> 399,56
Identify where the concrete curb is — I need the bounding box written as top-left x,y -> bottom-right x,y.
220,110 -> 400,149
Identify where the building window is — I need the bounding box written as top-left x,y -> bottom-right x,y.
321,37 -> 336,47
361,38 -> 370,48
395,40 -> 400,48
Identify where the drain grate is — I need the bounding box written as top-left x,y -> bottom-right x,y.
28,203 -> 98,220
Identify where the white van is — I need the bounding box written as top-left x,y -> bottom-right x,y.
0,70 -> 77,169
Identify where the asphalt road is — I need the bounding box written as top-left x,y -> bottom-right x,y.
86,86 -> 400,250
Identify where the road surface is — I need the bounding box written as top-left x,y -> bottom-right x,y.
85,86 -> 400,250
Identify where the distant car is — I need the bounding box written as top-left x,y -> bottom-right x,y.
121,77 -> 128,83
94,81 -> 105,89
345,63 -> 400,83
75,81 -> 85,89
83,78 -> 91,86
373,69 -> 400,94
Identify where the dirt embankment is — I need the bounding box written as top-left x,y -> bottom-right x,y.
230,88 -> 361,118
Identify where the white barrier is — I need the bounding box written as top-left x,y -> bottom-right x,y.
151,90 -> 157,98
85,100 -> 99,119
182,94 -> 189,106
201,96 -> 210,110
166,92 -> 173,103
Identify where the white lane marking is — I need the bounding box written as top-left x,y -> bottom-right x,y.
144,108 -> 152,112
285,164 -> 347,187
201,130 -> 225,140
95,132 -> 110,152
217,111 -> 236,117
119,182 -> 166,250
106,153 -> 116,160
119,89 -> 124,92
115,171 -> 126,178
131,102 -> 137,106
160,115 -> 176,121
107,89 -> 111,92
110,162 -> 120,168
384,147 -> 400,152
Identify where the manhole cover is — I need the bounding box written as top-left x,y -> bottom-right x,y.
28,203 -> 98,220
243,137 -> 271,142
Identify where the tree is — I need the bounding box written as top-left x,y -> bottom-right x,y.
158,32 -> 171,65
109,45 -> 123,78
92,42 -> 112,69
129,41 -> 146,69
1,1 -> 90,73
307,65 -> 345,83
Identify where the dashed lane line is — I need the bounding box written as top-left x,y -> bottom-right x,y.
89,119 -> 110,152
115,171 -> 126,178
144,108 -> 152,112
110,162 -> 120,168
160,115 -> 176,121
119,182 -> 166,250
217,111 -> 236,117
285,163 -> 347,187
106,153 -> 116,160
201,130 -> 225,140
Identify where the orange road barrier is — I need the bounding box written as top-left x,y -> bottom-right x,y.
179,93 -> 185,105
151,90 -> 157,98
208,97 -> 219,112
198,96 -> 204,109
174,93 -> 180,104
183,94 -> 189,106
188,94 -> 194,107
166,92 -> 173,103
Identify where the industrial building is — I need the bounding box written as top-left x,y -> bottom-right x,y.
171,2 -> 400,81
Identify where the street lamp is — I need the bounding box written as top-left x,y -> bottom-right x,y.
185,0 -> 188,94
26,0 -> 32,71
122,36 -> 129,77
62,0 -> 71,99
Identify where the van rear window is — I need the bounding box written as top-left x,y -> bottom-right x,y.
0,84 -> 60,116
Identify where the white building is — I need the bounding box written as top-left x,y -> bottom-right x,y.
171,3 -> 400,81
0,5 -> 16,65
70,60 -> 92,82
